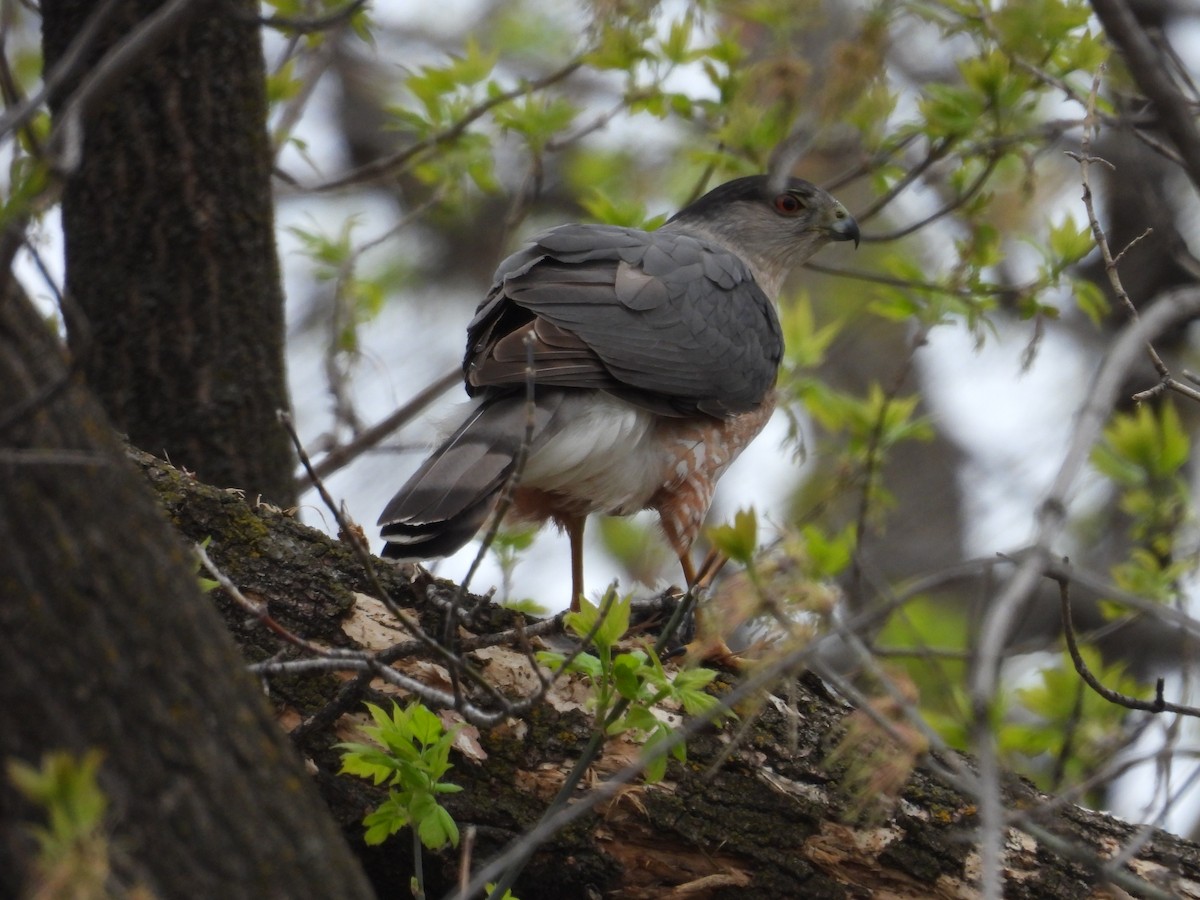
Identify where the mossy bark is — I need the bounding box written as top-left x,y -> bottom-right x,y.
129,446 -> 1200,899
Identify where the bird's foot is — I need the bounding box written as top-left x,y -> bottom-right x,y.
681,635 -> 744,671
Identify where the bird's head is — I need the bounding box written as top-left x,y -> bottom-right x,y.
663,175 -> 859,297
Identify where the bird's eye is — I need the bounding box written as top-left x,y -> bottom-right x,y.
773,193 -> 805,215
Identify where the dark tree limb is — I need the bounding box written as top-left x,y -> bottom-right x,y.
130,438 -> 1200,899
1090,0 -> 1200,195
0,278 -> 373,898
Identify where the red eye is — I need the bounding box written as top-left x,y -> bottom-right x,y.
774,193 -> 804,215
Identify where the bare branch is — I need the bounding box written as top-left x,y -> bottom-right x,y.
312,56 -> 585,192
1054,562 -> 1200,718
299,367 -> 461,487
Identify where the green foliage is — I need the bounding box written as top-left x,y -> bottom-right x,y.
387,37 -> 501,197
8,750 -> 114,896
876,597 -> 970,741
266,57 -> 302,104
1006,649 -> 1147,793
9,750 -> 108,858
780,296 -> 842,370
536,591 -> 731,782
707,507 -> 759,567
1092,403 -> 1193,564
878,609 -> 1150,797
798,522 -> 855,581
338,701 -> 463,849
493,94 -> 578,154
488,527 -> 547,611
263,0 -> 371,33
289,217 -> 401,355
596,515 -> 671,587
797,381 -> 934,520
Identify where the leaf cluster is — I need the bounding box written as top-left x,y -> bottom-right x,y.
338,701 -> 464,849
536,592 -> 730,782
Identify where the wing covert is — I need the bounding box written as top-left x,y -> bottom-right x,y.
465,224 -> 783,418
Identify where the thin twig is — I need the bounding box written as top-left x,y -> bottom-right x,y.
284,410 -> 547,722
298,367 -> 460,487
848,324 -> 929,604
1054,563 -> 1200,718
862,153 -> 1000,243
251,0 -> 369,34
1090,0 -> 1200,196
283,412 -> 460,662
197,541 -> 345,656
313,57 -> 585,193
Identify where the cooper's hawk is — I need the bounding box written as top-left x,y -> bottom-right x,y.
380,175 -> 858,611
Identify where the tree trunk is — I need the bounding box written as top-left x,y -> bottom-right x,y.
0,280 -> 373,898
41,0 -> 296,505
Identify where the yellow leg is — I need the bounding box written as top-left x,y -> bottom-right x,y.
694,548 -> 728,589
679,549 -> 740,669
678,551 -> 698,589
566,516 -> 585,612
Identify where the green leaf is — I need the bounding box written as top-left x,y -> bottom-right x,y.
671,666 -> 717,693
406,703 -> 444,747
339,701 -> 461,851
567,591 -> 631,650
336,743 -> 403,785
920,83 -> 985,137
706,508 -> 758,566
640,727 -> 674,783
800,524 -> 855,579
612,652 -> 646,700
1073,278 -> 1109,326
1096,403 -> 1190,481
595,591 -> 631,648
493,94 -> 578,153
780,297 -> 842,368
9,750 -> 108,843
1047,214 -> 1094,266
417,802 -> 460,849
362,795 -> 409,845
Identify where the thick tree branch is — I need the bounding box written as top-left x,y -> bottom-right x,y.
1090,0 -> 1200,194
132,446 -> 1200,899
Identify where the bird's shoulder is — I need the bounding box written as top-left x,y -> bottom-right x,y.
464,221 -> 783,418
481,222 -> 764,315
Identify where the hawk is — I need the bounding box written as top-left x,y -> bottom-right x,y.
380,175 -> 859,612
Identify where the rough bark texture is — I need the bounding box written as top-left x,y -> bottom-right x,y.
0,282 -> 373,899
40,0 -> 296,505
129,445 -> 1200,899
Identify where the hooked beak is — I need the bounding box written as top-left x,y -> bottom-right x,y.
830,209 -> 860,248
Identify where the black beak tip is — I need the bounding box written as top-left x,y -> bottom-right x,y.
833,215 -> 860,248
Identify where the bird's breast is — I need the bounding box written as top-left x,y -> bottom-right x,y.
510,390 -> 778,529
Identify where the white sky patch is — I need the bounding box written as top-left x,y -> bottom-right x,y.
919,319 -> 1094,556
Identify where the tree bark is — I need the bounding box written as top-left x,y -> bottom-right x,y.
0,280 -> 372,898
40,0 -> 296,505
130,442 -> 1200,899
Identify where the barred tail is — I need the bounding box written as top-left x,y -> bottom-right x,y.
378,394 -> 560,559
